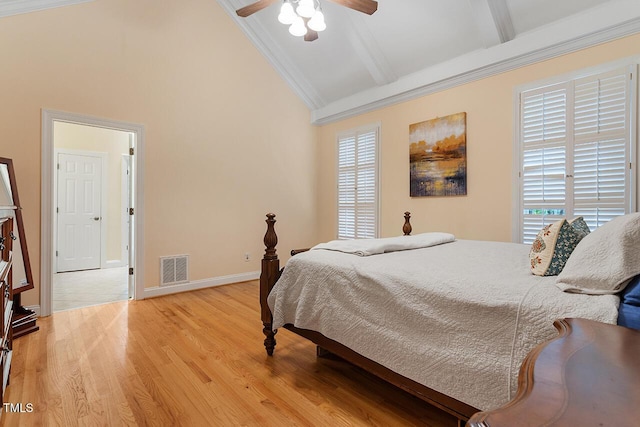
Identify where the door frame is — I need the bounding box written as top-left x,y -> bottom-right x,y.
121,153 -> 130,269
54,149 -> 108,273
41,109 -> 146,316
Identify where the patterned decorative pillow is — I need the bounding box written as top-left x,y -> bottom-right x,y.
530,219 -> 586,276
569,216 -> 591,235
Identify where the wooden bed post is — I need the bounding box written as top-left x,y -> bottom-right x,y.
257,211 -> 480,421
403,211 -> 412,236
260,213 -> 279,355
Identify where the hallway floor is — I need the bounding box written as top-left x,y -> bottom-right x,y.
53,266 -> 129,312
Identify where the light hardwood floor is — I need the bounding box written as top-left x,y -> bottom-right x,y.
3,281 -> 457,426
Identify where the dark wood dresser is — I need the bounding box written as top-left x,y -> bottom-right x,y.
0,216 -> 14,407
468,318 -> 640,426
0,158 -> 37,340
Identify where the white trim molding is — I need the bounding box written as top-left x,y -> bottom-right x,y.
217,0 -> 640,125
105,260 -> 126,268
0,0 -> 94,18
487,0 -> 515,44
312,14 -> 640,125
469,0 -> 513,48
41,109 -> 146,316
143,271 -> 260,299
346,13 -> 397,86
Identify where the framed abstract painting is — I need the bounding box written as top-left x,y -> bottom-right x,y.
409,112 -> 467,197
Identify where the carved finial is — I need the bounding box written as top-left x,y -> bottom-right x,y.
403,211 -> 412,236
263,213 -> 278,260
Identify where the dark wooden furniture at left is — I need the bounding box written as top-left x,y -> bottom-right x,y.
259,212 -> 478,425
0,158 -> 38,339
468,318 -> 640,426
0,215 -> 14,414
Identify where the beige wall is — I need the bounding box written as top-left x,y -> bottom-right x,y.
317,34 -> 640,243
0,0 -> 317,306
2,0 -> 638,309
54,122 -> 129,263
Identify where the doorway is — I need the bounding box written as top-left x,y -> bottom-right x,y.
53,125 -> 130,311
41,110 -> 145,317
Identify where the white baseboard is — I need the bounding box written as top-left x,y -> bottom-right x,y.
142,271 -> 260,299
105,260 -> 126,268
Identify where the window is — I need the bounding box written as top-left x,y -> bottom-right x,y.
337,125 -> 379,239
517,65 -> 637,243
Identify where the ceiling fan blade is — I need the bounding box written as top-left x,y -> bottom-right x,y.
326,0 -> 378,15
236,0 -> 278,17
304,30 -> 319,42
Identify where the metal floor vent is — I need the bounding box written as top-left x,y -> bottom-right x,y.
160,255 -> 189,286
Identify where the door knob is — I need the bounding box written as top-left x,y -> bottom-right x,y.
93,217 -> 101,221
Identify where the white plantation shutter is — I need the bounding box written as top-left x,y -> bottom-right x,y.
338,135 -> 357,238
338,126 -> 378,239
518,66 -> 636,243
572,70 -> 630,229
521,85 -> 568,243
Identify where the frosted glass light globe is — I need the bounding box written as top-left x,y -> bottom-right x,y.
307,11 -> 326,31
278,1 -> 296,25
289,16 -> 308,37
296,0 -> 316,18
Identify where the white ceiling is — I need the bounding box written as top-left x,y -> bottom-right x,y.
218,0 -> 640,124
2,0 -> 639,125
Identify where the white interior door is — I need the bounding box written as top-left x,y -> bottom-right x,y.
57,152 -> 102,272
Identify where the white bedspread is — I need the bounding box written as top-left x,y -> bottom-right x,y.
311,232 -> 455,256
267,239 -> 619,411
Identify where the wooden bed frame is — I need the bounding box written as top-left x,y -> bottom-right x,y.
259,212 -> 479,424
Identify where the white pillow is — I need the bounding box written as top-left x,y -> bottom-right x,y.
556,213 -> 640,294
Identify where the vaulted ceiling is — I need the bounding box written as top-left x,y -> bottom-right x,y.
218,0 -> 640,124
2,0 -> 639,125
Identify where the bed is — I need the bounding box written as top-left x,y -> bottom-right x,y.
258,212 -> 640,423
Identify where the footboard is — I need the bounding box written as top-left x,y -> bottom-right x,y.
257,212 -> 480,422
259,212 -> 413,356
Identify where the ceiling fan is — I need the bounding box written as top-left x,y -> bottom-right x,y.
236,0 -> 378,42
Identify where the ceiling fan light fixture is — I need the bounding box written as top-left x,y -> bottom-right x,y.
289,16 -> 308,37
278,1 -> 296,25
296,0 -> 316,18
307,11 -> 326,32
236,0 -> 378,41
